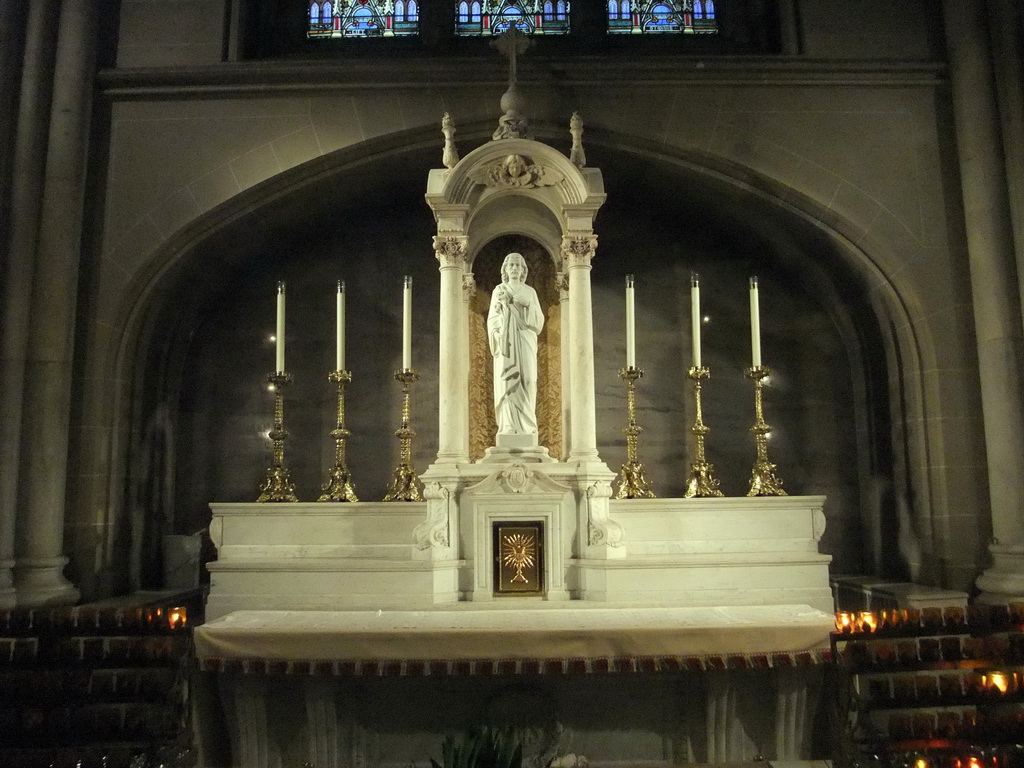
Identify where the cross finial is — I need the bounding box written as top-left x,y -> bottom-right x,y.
492,25 -> 530,88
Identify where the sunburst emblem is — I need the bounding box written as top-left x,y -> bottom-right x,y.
501,533 -> 536,583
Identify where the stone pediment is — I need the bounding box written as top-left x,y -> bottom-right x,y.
464,462 -> 572,497
429,136 -> 604,214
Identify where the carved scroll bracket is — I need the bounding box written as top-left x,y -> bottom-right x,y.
412,481 -> 455,560
584,480 -> 626,558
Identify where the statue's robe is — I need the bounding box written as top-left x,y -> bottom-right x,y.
488,280 -> 544,435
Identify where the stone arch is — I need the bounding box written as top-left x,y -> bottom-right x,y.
71,124 -> 949,595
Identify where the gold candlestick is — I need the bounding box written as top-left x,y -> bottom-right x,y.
614,366 -> 656,499
746,365 -> 786,496
318,369 -> 358,502
685,365 -> 723,498
257,371 -> 299,502
383,368 -> 424,502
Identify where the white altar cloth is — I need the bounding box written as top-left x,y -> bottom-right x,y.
194,603 -> 833,665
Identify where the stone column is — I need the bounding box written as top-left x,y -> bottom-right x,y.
557,271 -> 570,461
562,234 -> 601,463
15,0 -> 97,606
304,679 -> 341,768
0,0 -> 28,205
0,0 -> 60,608
943,0 -> 1024,600
221,676 -> 279,768
705,672 -> 738,763
433,235 -> 470,464
989,0 -> 1024,317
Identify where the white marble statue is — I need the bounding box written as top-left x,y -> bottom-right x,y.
488,252 -> 544,435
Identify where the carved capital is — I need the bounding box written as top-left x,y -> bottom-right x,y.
561,235 -> 598,268
556,272 -> 569,295
433,236 -> 468,268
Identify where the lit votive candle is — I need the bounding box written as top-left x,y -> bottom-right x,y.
835,612 -> 853,633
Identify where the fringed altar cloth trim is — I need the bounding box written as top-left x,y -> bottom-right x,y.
195,605 -> 834,670
198,649 -> 832,675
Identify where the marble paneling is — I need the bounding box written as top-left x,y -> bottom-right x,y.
353,94 -> 411,139
229,143 -> 284,190
717,102 -> 929,236
100,215 -> 166,284
147,185 -> 205,240
271,125 -> 325,172
105,105 -> 312,247
187,165 -> 243,213
309,96 -> 372,154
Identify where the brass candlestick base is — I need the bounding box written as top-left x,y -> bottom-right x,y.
746,365 -> 787,497
257,372 -> 299,503
318,369 -> 358,502
383,368 -> 424,502
685,366 -> 724,498
614,366 -> 656,499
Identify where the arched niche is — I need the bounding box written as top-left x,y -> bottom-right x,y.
77,126 -> 945,595
468,235 -> 562,460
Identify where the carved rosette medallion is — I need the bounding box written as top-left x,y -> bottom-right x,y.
501,462 -> 531,493
433,236 -> 468,268
561,235 -> 598,269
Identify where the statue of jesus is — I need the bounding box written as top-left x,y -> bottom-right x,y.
488,252 -> 544,436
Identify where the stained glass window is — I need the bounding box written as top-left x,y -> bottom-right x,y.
455,0 -> 570,36
608,0 -> 718,34
307,0 -> 419,38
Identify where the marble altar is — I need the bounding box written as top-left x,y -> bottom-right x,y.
194,605 -> 833,768
199,104 -> 838,766
205,493 -> 833,619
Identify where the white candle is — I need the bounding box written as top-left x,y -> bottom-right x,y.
625,274 -> 636,369
691,274 -> 701,369
402,275 -> 412,370
749,276 -> 762,368
276,281 -> 285,373
336,280 -> 345,371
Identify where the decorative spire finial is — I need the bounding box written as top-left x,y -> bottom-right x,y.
491,27 -> 532,140
441,112 -> 459,169
570,112 -> 586,168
